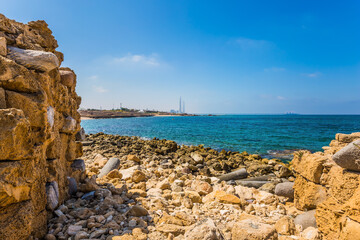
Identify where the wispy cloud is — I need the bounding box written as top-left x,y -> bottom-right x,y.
89,75 -> 98,80
303,72 -> 322,78
260,94 -> 286,101
264,67 -> 286,72
93,85 -> 108,93
233,37 -> 273,49
112,53 -> 160,66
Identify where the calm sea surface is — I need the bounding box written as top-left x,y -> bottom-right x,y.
81,115 -> 360,160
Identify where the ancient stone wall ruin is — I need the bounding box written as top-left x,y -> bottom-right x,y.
0,14 -> 83,239
292,132 -> 360,239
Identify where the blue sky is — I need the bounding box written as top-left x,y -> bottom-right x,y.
2,0 -> 360,114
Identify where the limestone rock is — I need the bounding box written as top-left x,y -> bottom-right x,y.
332,139 -> 360,172
184,218 -> 223,240
292,151 -> 327,183
231,218 -> 277,240
127,154 -> 141,162
275,182 -> 294,199
7,46 -> 59,72
293,176 -> 327,210
294,210 -> 317,230
191,180 -> 213,195
0,108 -> 32,160
131,170 -> 146,183
275,216 -> 295,235
98,157 -> 120,178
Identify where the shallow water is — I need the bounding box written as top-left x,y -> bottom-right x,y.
81,115 -> 360,160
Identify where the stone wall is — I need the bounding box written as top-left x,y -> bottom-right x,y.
0,14 -> 83,239
292,132 -> 360,239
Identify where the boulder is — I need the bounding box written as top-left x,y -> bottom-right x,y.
294,210 -> 317,230
332,139 -> 360,172
7,46 -> 59,72
98,158 -> 120,178
231,218 -> 277,240
275,182 -> 294,199
184,218 -> 223,240
59,70 -> 75,87
217,168 -> 248,181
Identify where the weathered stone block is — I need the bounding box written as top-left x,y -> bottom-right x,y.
0,108 -> 32,160
292,151 -> 327,183
0,160 -> 33,207
59,69 -> 75,87
7,46 -> 59,72
5,90 -> 46,128
294,175 -> 327,210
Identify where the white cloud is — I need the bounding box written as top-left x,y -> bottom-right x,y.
233,37 -> 272,49
93,85 -> 108,93
277,96 -> 286,100
113,53 -> 160,66
264,67 -> 286,72
89,75 -> 98,80
303,72 -> 322,78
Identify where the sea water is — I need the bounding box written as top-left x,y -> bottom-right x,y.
81,115 -> 360,160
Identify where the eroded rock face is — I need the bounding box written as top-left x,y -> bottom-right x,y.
0,14 -> 82,240
292,132 -> 360,239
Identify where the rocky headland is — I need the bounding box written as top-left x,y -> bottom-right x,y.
1,13 -> 360,240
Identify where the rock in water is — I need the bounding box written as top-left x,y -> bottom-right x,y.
217,168 -> 248,181
275,182 -> 294,199
98,158 -> 121,178
294,210 -> 317,230
7,46 -> 59,72
332,139 -> 360,172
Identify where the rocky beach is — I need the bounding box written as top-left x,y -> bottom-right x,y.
0,13 -> 360,240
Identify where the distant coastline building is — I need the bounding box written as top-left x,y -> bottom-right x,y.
179,97 -> 182,113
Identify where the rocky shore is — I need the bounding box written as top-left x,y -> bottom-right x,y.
44,132 -> 308,240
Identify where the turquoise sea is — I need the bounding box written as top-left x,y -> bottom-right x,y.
81,115 -> 360,160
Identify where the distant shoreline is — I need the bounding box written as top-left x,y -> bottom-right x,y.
79,110 -> 197,120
